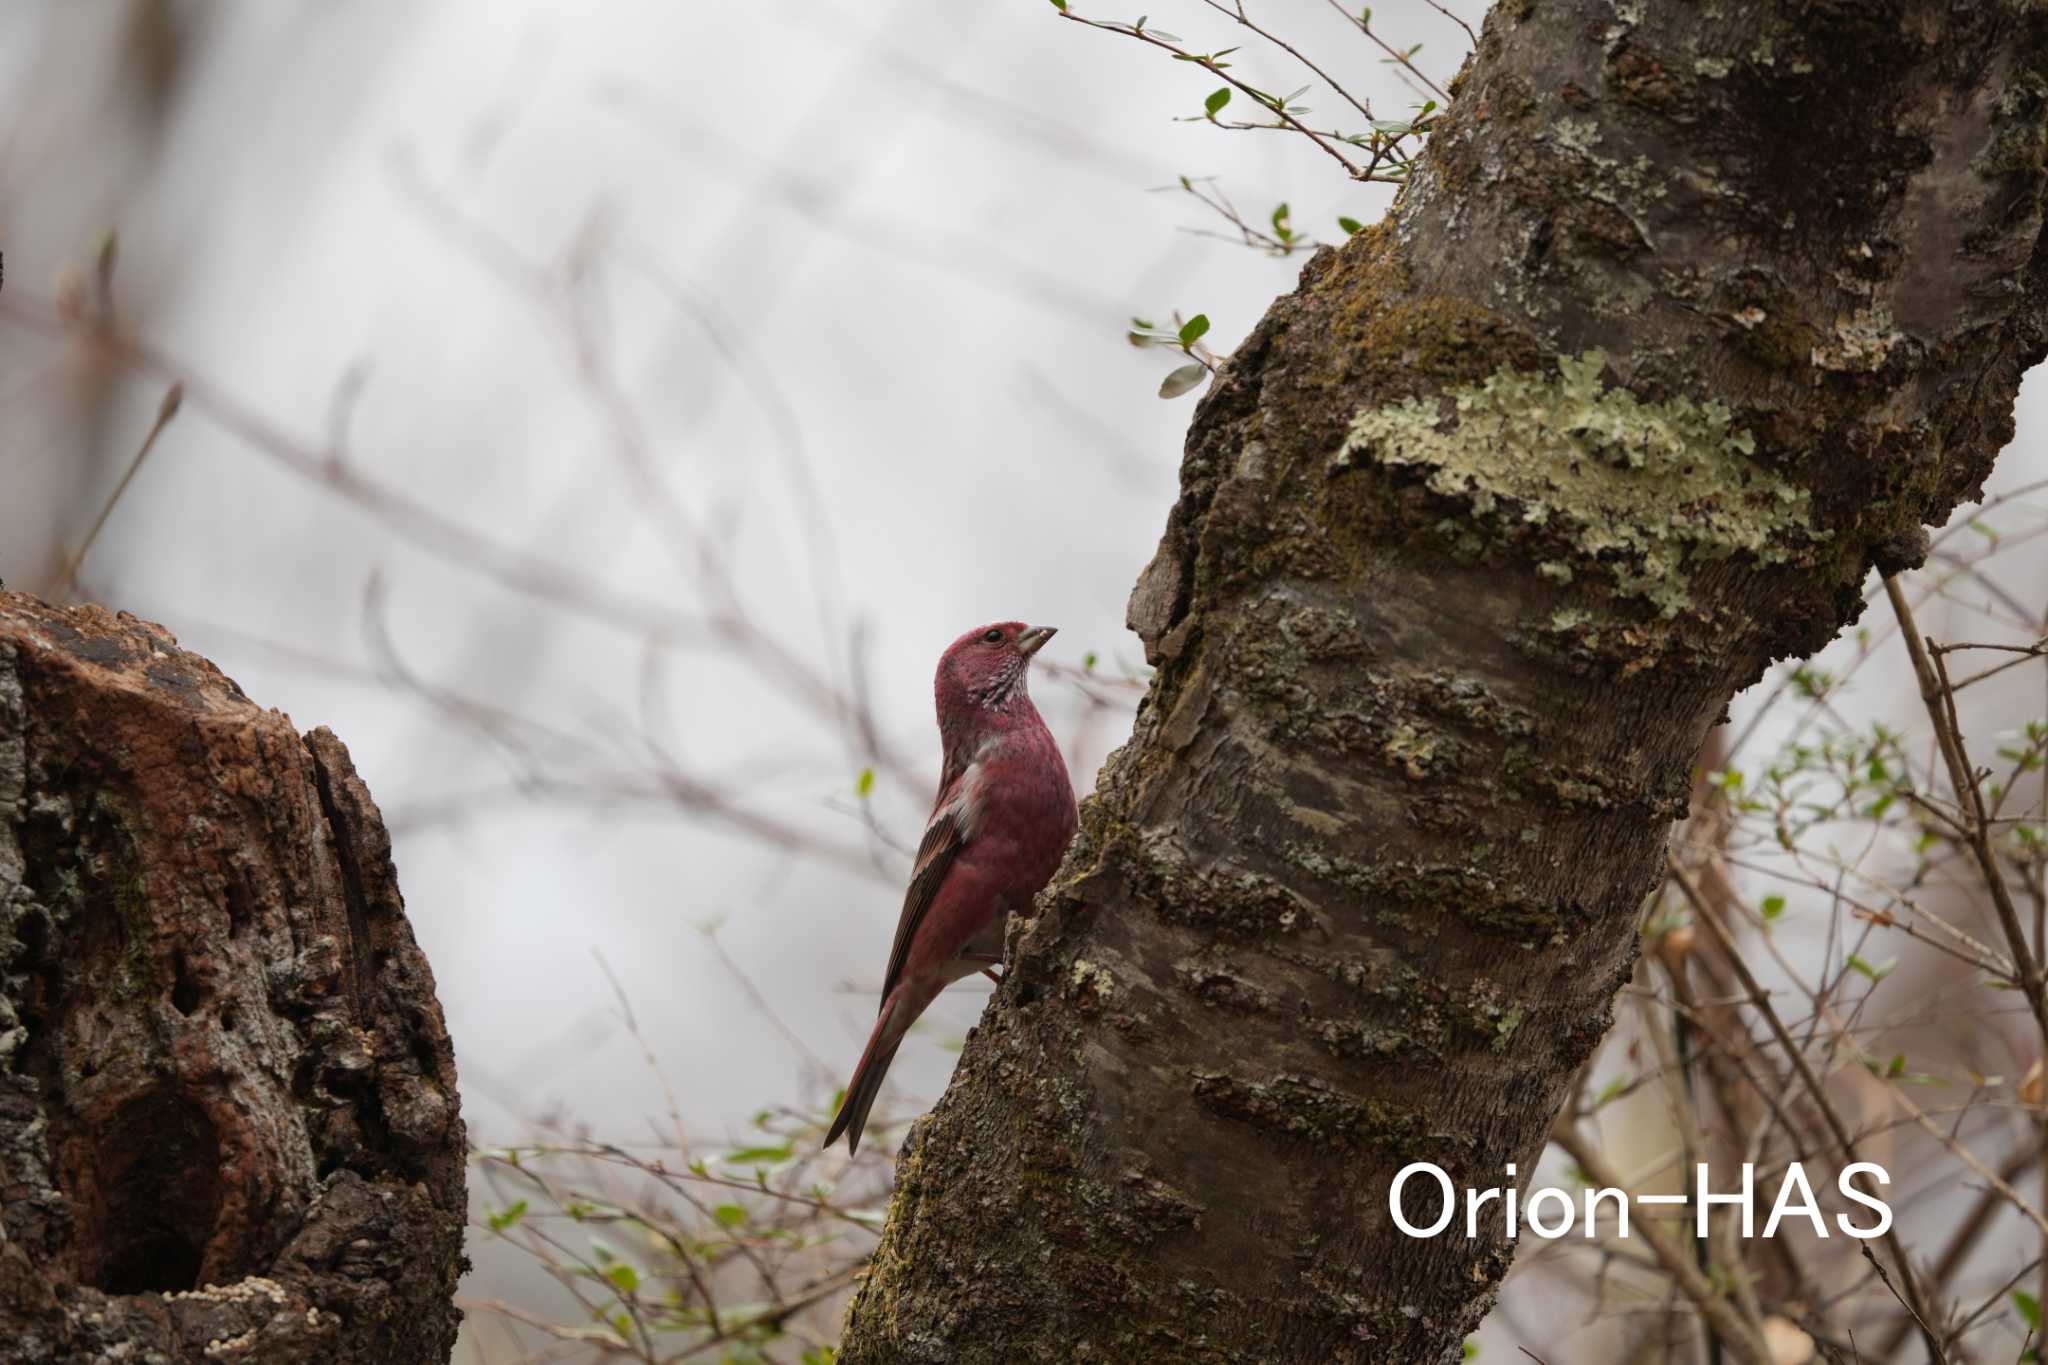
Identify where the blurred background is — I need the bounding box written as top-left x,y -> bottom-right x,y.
3,3 -> 2043,1362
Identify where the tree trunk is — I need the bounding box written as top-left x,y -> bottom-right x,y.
0,592 -> 466,1363
840,2 -> 2048,1361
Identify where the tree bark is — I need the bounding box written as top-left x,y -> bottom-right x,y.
0,592 -> 466,1363
840,2 -> 2048,1361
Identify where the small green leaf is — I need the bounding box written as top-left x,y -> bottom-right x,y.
1178,313 -> 1210,345
1760,894 -> 1786,921
722,1143 -> 796,1166
1083,650 -> 1099,671
1158,363 -> 1208,399
486,1199 -> 528,1232
605,1262 -> 640,1294
713,1203 -> 748,1228
1338,215 -> 1364,234
1048,0 -> 1067,9
1204,87 -> 1231,117
1845,953 -> 1897,983
2016,1289 -> 2041,1330
855,767 -> 875,798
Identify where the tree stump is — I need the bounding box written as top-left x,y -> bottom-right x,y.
0,592 -> 466,1363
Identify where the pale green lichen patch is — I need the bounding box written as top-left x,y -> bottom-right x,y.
1382,723 -> 1441,780
1334,351 -> 1821,617
1070,958 -> 1115,1003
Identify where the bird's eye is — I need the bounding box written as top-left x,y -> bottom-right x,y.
983,628 -> 1003,643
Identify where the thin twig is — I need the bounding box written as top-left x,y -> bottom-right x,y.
48,383 -> 182,601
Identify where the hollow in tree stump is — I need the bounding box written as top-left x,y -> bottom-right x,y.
0,592 -> 466,1364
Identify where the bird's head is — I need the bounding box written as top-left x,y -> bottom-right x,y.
935,621 -> 1056,722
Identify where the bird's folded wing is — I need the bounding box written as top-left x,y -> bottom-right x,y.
877,784 -> 972,1006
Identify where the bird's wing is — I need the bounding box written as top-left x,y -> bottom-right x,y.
877,768 -> 977,1006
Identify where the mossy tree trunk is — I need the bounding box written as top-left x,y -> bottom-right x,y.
840,2 -> 2048,1361
0,593 -> 467,1363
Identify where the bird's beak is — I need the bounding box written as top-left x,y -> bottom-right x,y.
1017,625 -> 1057,658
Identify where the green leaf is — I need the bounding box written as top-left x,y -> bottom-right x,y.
1887,1052 -> 1905,1077
1845,953 -> 1897,983
1463,1342 -> 1479,1360
722,1143 -> 796,1166
1338,216 -> 1364,235
1082,650 -> 1099,671
855,767 -> 875,798
1760,894 -> 1786,921
605,1262 -> 640,1294
1178,313 -> 1210,345
1048,0 -> 1067,9
1204,87 -> 1231,117
1158,363 -> 1209,399
2017,1289 -> 2042,1330
713,1203 -> 748,1228
486,1199 -> 528,1232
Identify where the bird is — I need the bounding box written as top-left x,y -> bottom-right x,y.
824,621 -> 1080,1154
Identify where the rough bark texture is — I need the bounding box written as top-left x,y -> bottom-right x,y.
0,593 -> 466,1363
841,2 -> 2048,1361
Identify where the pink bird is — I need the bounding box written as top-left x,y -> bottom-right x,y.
825,622 -> 1079,1153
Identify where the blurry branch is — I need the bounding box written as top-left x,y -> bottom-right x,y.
355,575 -> 892,880
0,292 -> 713,640
386,150 -> 908,789
1549,1121 -> 1774,1365
758,0 -> 1163,184
594,82 -> 1125,325
47,381 -> 181,601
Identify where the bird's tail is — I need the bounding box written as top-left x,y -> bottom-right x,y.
824,989 -> 915,1154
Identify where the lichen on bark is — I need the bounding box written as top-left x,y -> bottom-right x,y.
1336,351 -> 1821,617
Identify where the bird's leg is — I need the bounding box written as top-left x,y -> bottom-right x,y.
981,967 -> 1004,985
